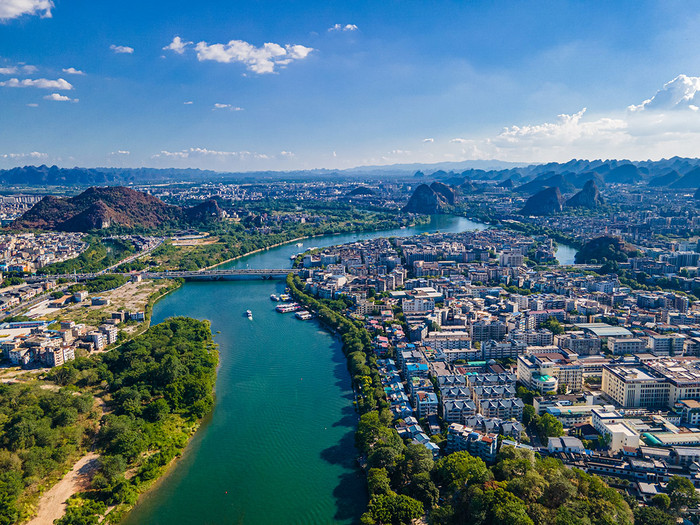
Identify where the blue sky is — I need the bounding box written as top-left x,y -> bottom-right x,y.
2,0 -> 700,171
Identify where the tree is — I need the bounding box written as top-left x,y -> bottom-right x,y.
536,413 -> 564,439
633,506 -> 675,525
540,317 -> 564,335
367,468 -> 392,496
522,405 -> 537,427
650,493 -> 671,510
362,493 -> 424,525
458,485 -> 533,525
434,451 -> 491,494
666,476 -> 699,510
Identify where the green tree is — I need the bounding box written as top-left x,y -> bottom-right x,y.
666,476 -> 699,510
434,451 -> 492,494
633,506 -> 675,525
522,404 -> 537,426
540,317 -> 564,335
536,413 -> 564,439
362,493 -> 424,525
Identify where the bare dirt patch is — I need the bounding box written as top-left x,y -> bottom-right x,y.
26,452 -> 100,525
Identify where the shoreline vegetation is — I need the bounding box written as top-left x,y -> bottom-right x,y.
5,317 -> 217,525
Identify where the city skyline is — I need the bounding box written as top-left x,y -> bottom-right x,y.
3,0 -> 700,170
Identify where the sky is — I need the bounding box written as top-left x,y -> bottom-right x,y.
2,0 -> 700,171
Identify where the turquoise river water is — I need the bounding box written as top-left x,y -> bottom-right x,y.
122,216 -> 575,524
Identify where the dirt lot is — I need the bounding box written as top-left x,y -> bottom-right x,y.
41,280 -> 174,334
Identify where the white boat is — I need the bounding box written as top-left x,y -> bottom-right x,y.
295,310 -> 312,320
270,294 -> 280,301
280,293 -> 291,301
290,254 -> 297,260
246,310 -> 253,319
296,242 -> 303,247
276,303 -> 301,313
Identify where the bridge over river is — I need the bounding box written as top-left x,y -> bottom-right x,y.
144,268 -> 301,280
26,268 -> 302,282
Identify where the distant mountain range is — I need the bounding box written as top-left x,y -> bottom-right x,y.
12,186 -> 223,232
6,157 -> 700,189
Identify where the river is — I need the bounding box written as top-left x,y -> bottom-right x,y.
122,215 -> 575,525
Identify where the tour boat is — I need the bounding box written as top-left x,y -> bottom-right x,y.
270,294 -> 280,301
246,310 -> 253,320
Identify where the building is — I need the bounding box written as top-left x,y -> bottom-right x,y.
446,423 -> 499,463
548,436 -> 586,454
601,364 -> 669,408
609,338 -> 647,355
517,352 -> 583,393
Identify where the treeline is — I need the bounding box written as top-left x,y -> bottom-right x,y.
0,384 -> 97,524
34,317 -> 218,524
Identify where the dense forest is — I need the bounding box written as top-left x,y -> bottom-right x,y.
0,317 -> 217,525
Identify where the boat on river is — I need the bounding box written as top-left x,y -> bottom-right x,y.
276,303 -> 301,313
246,310 -> 253,319
295,310 -> 312,320
270,294 -> 280,301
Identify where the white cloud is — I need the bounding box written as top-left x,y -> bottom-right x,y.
495,108 -> 626,145
450,138 -> 469,143
0,77 -> 72,89
110,44 -> 134,54
183,101 -> 193,104
194,39 -> 314,74
328,23 -> 358,32
43,92 -> 77,102
423,138 -> 434,143
110,150 -> 130,155
1,151 -> 47,159
279,151 -> 294,157
629,74 -> 700,112
62,67 -> 84,75
213,103 -> 243,111
163,36 -> 192,54
26,102 -> 38,107
153,148 -> 269,159
0,64 -> 37,74
0,0 -> 52,21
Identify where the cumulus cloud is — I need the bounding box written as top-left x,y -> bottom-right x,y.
629,74 -> 700,112
0,0 -> 53,21
213,103 -> 243,111
43,92 -> 77,102
110,44 -> 134,54
1,151 -> 47,159
279,151 -> 295,158
163,36 -> 192,54
328,23 -> 358,32
0,77 -> 72,89
153,148 -> 269,160
0,64 -> 36,74
423,138 -> 434,143
110,150 -> 130,155
495,108 -> 626,145
62,67 -> 84,75
194,39 -> 314,74
450,138 -> 469,144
